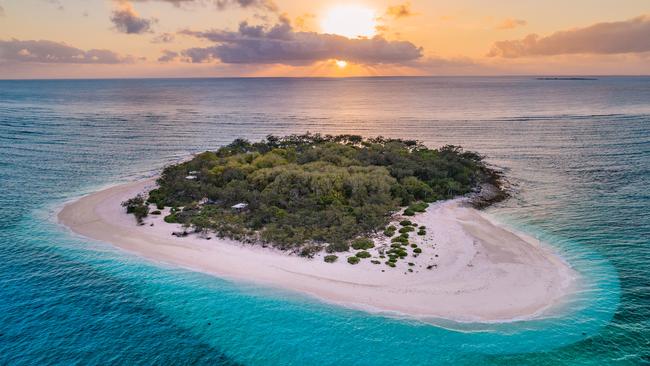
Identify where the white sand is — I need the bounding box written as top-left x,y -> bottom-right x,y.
58,180 -> 577,323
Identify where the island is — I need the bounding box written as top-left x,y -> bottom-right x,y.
59,134 -> 577,322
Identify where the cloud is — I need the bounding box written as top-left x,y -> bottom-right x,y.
180,20 -> 423,65
386,3 -> 413,19
0,39 -> 133,64
158,49 -> 179,62
128,0 -> 277,11
152,32 -> 175,43
0,5 -> 4,17
111,3 -> 156,34
489,15 -> 650,57
495,18 -> 527,30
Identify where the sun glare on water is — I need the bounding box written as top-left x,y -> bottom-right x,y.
321,5 -> 377,39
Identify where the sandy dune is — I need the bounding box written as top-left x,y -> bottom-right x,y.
58,180 -> 577,323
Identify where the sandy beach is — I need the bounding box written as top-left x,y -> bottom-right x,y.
58,180 -> 577,323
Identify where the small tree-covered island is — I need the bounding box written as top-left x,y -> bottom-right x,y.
123,134 -> 506,264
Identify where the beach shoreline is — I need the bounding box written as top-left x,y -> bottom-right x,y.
58,179 -> 578,323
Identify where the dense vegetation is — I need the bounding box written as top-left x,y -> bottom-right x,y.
128,134 -> 503,254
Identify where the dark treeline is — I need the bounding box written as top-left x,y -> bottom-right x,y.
131,134 -> 503,254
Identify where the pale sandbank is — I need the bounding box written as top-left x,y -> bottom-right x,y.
58,179 -> 578,323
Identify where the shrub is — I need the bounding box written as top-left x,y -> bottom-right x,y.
156,202 -> 165,210
383,229 -> 395,237
399,220 -> 412,226
399,226 -> 414,233
388,257 -> 397,263
408,262 -> 415,266
151,210 -> 162,215
164,214 -> 178,223
419,225 -> 426,229
356,251 -> 371,258
347,256 -> 360,265
326,242 -> 350,253
413,248 -> 422,254
324,255 -> 338,263
122,195 -> 149,223
387,225 -> 397,231
390,243 -> 403,249
409,202 -> 429,213
403,208 -> 415,216
300,245 -> 322,258
351,238 -> 374,250
417,230 -> 426,236
410,244 -> 418,248
386,261 -> 396,267
371,260 -> 380,265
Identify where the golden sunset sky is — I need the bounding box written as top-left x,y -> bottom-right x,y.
0,0 -> 648,78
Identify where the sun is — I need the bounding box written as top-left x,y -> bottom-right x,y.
335,60 -> 348,68
321,5 -> 377,39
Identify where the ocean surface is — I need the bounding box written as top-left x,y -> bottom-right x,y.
0,77 -> 648,365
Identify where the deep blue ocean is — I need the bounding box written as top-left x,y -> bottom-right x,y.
0,77 -> 648,365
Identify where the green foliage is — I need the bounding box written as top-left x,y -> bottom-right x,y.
413,248 -> 422,254
347,256 -> 360,265
417,229 -> 426,236
300,245 -> 322,258
399,226 -> 414,233
164,214 -> 178,223
408,262 -> 415,266
371,260 -> 380,265
137,134 -> 493,250
410,244 -> 418,248
324,255 -> 338,263
326,242 -> 350,253
409,202 -> 429,213
386,261 -> 396,267
387,225 -> 397,231
419,225 -> 426,229
356,251 -> 372,258
403,208 -> 415,216
399,220 -> 412,226
151,210 -> 162,215
383,229 -> 395,237
351,238 -> 375,250
122,195 -> 149,224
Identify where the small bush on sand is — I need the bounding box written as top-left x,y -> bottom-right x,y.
399,220 -> 412,226
351,238 -> 375,250
413,248 -> 422,254
383,229 -> 395,237
417,230 -> 426,236
324,255 -> 338,263
356,251 -> 371,258
399,226 -> 414,233
409,202 -> 429,212
151,210 -> 162,215
347,256 -> 360,265
326,242 -> 350,253
386,261 -> 396,267
371,260 -> 381,265
403,208 -> 415,216
164,214 -> 178,223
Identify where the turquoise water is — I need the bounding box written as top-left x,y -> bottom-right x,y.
0,77 -> 648,365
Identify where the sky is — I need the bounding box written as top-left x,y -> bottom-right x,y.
0,0 -> 649,78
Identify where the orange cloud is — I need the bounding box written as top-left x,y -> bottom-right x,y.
489,15 -> 650,57
495,18 -> 527,30
386,3 -> 413,19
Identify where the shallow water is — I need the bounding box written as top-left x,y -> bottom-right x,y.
0,77 -> 648,365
